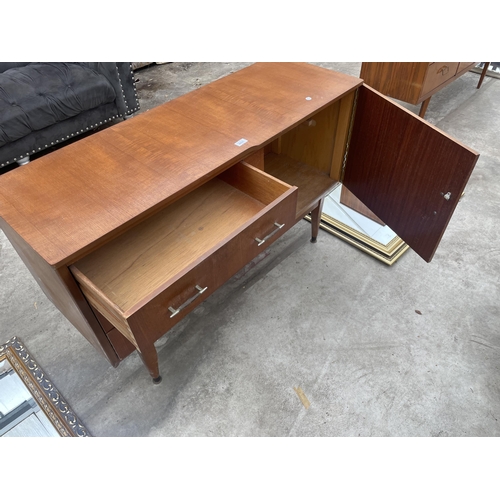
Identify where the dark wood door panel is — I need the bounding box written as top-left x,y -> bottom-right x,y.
339,185 -> 384,225
343,85 -> 479,262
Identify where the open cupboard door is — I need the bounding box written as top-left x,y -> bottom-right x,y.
342,84 -> 479,262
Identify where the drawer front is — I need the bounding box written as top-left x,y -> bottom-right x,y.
126,187 -> 298,344
457,62 -> 475,73
128,247 -> 219,343
422,62 -> 459,96
230,187 -> 297,270
72,161 -> 298,348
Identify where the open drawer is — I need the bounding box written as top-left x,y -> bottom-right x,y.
70,162 -> 298,354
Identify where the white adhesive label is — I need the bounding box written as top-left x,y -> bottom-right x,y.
235,138 -> 248,147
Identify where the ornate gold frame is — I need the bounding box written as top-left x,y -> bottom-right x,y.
0,337 -> 90,437
306,213 -> 410,265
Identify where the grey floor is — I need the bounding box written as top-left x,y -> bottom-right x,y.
1,62 -> 499,437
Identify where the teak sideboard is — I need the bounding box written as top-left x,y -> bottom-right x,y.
360,62 -> 478,118
0,63 -> 479,383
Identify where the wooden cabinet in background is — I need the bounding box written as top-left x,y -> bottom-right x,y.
360,62 -> 477,118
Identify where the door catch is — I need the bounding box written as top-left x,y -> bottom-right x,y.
442,192 -> 452,201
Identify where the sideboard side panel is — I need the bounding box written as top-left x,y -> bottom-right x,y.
0,219 -> 120,366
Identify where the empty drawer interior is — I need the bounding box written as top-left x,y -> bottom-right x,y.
70,161 -> 293,317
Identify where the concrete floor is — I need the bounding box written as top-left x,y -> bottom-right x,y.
1,62 -> 499,437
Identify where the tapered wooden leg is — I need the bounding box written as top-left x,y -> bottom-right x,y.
138,349 -> 162,384
127,317 -> 162,383
477,62 -> 490,89
419,97 -> 431,118
310,197 -> 325,243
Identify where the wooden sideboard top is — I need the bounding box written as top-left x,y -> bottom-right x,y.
0,63 -> 362,267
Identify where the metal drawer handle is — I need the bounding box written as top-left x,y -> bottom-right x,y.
168,285 -> 208,318
255,222 -> 285,246
437,65 -> 449,76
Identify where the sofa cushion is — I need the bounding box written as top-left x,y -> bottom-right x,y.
0,63 -> 116,148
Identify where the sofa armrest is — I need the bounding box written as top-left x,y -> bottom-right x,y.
116,62 -> 140,115
79,63 -> 139,117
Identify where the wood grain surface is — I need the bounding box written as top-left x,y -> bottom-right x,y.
360,62 -> 430,104
343,85 -> 479,262
72,178 -> 265,311
339,185 -> 384,225
71,163 -> 294,313
360,62 -> 478,105
265,152 -> 337,219
0,214 -> 120,365
0,63 -> 362,268
127,186 -> 297,343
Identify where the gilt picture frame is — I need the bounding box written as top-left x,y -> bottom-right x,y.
0,337 -> 90,437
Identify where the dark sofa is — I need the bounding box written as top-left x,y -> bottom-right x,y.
0,62 -> 139,171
